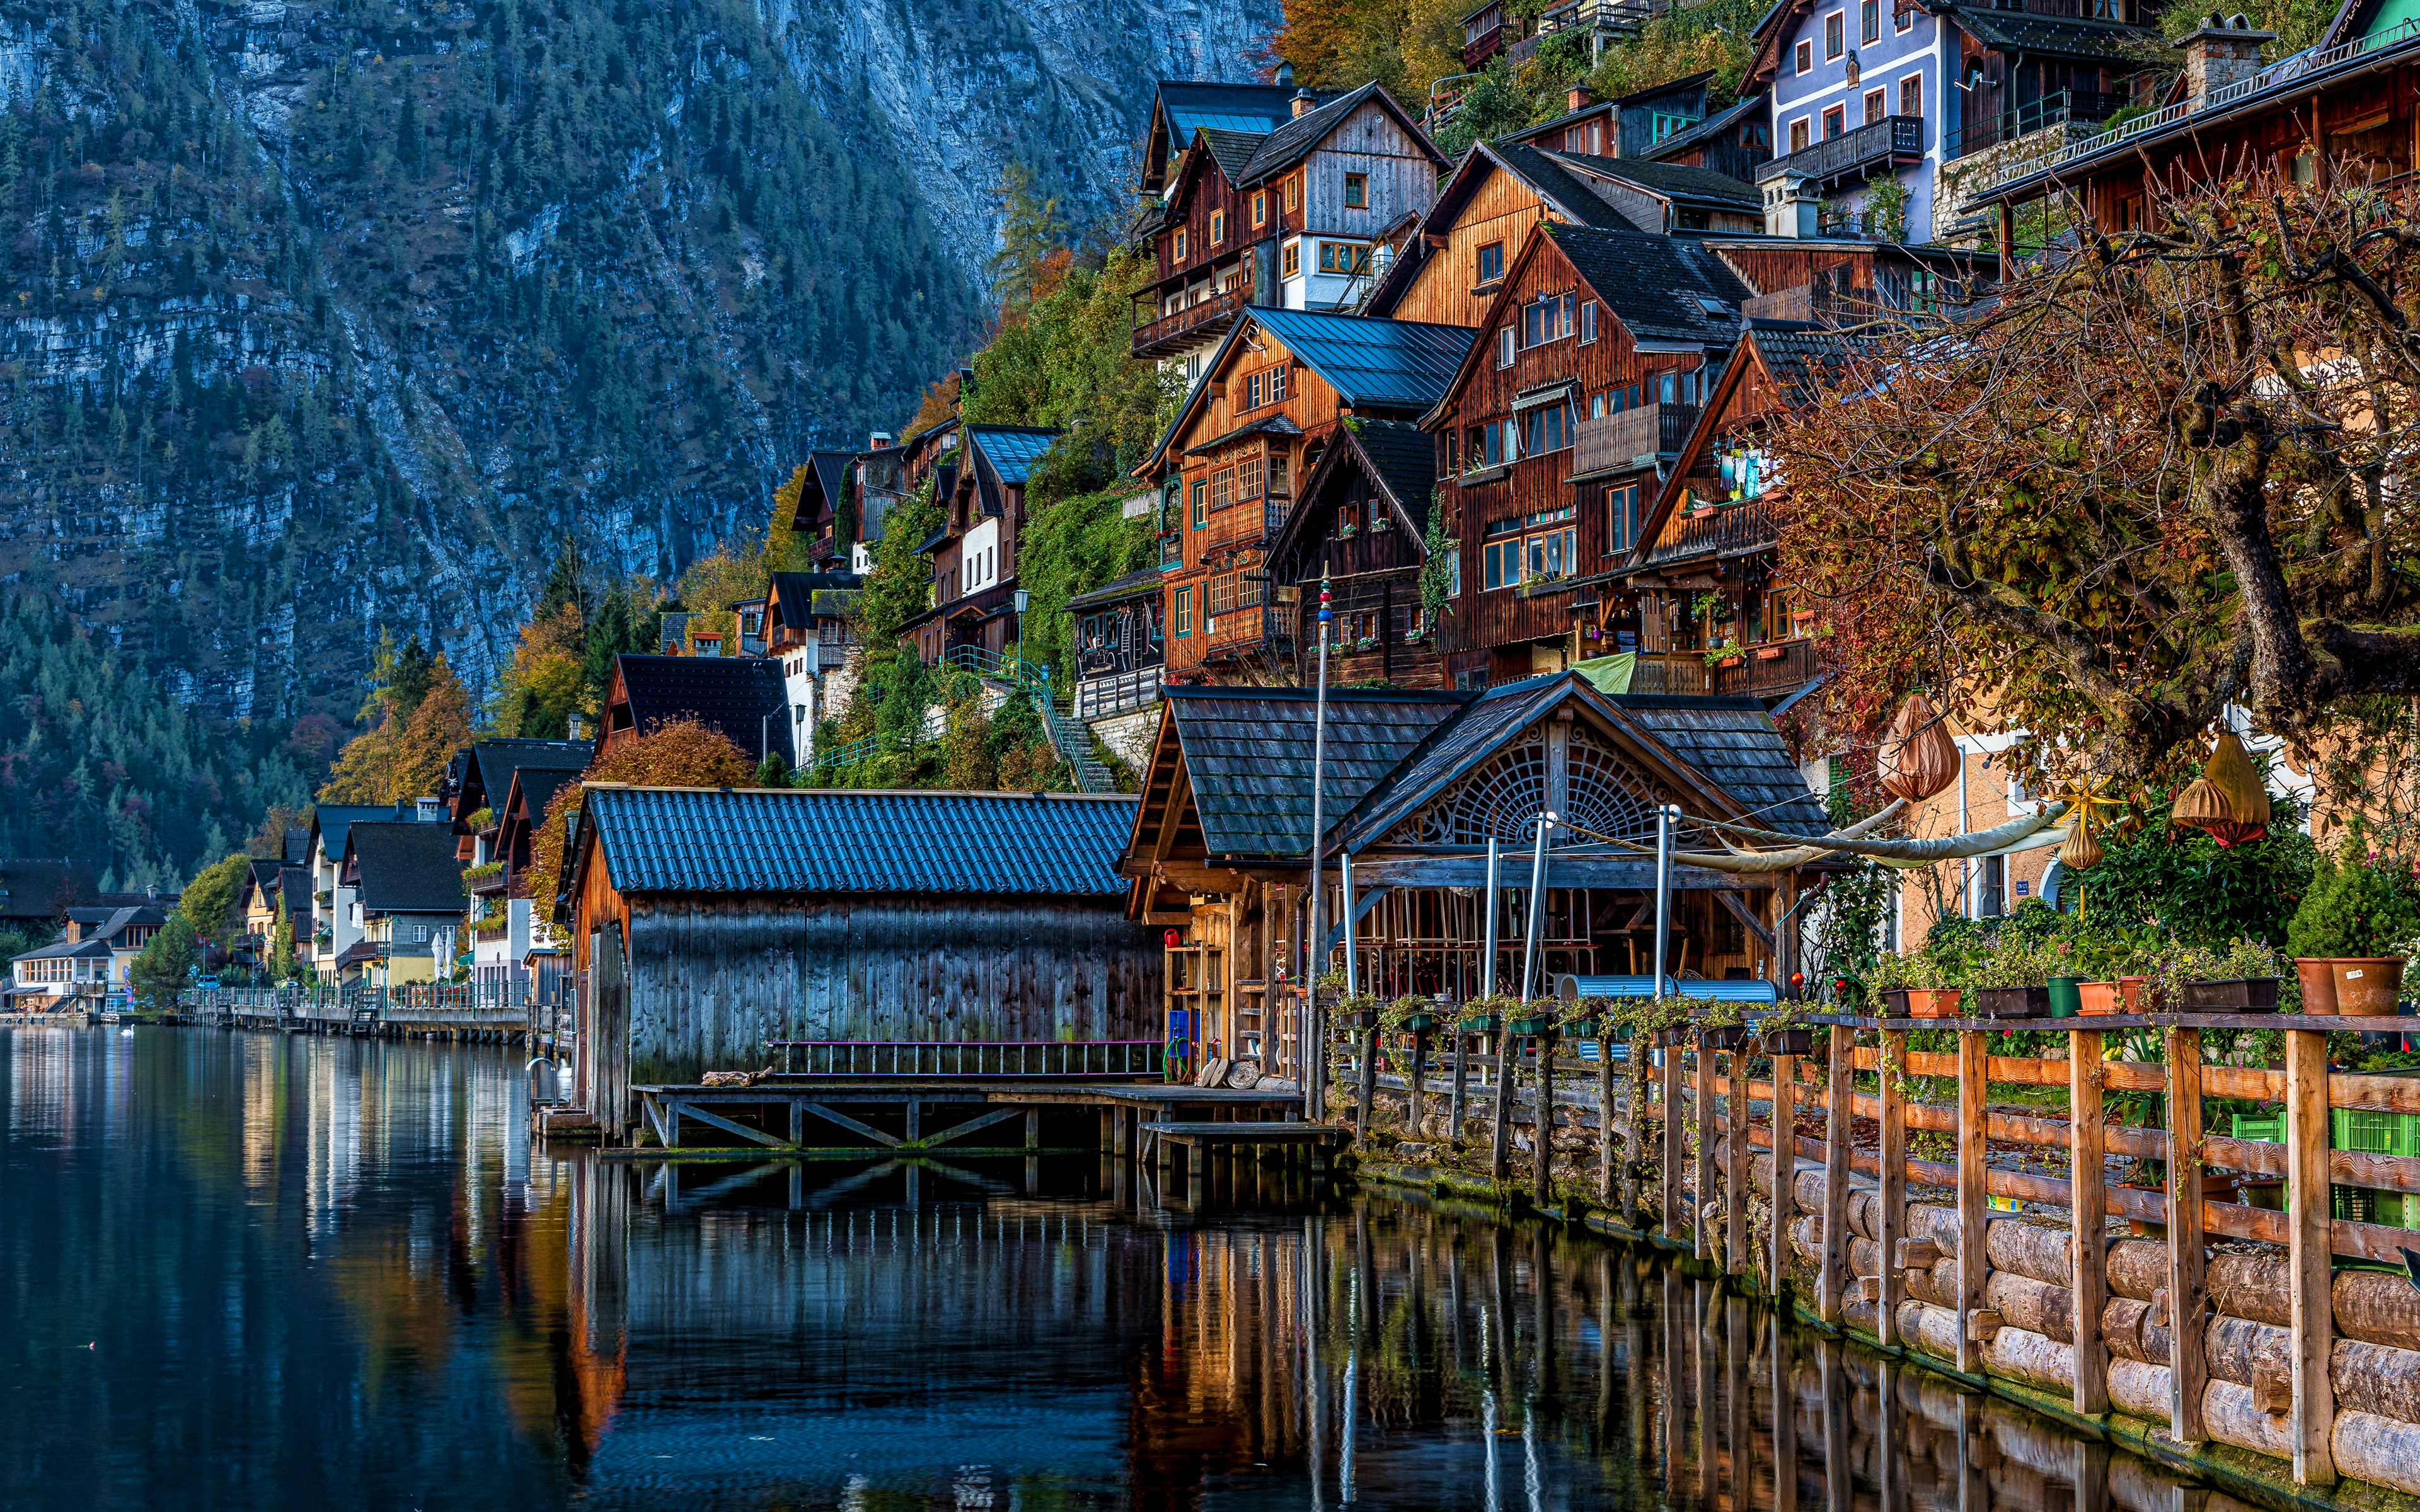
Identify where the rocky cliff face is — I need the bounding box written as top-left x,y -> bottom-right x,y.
0,0 -> 1277,727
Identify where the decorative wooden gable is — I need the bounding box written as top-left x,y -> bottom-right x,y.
1385,715 -> 1685,847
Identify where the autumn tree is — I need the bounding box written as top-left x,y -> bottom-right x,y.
1770,164 -> 2420,809
319,643 -> 476,805
522,718 -> 758,915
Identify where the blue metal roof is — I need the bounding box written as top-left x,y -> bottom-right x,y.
1247,309 -> 1475,411
967,426 -> 1059,487
583,787 -> 1139,897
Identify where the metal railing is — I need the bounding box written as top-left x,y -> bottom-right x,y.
1945,89 -> 2127,159
1966,17 -> 2420,197
1574,403 -> 1698,475
942,643 -> 1051,688
764,1039 -> 1167,1078
1756,115 -> 1923,185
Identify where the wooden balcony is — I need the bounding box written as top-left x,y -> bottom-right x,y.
1754,115 -> 1924,192
1630,654 -> 1714,695
1204,495 -> 1289,555
1132,286 -> 1249,358
1712,636 -> 1821,700
1573,403 -> 1697,477
1206,603 -> 1286,655
1644,496 -> 1775,566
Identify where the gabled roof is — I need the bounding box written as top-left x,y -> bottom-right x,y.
1361,140 -> 1657,318
1194,126 -> 1266,183
807,449 -> 855,513
343,822 -> 468,915
11,936 -> 110,963
1643,95 -> 1766,163
455,739 -> 591,819
966,424 -> 1060,489
284,828 -> 311,864
578,786 -> 1139,897
310,805 -> 406,866
1066,566 -> 1168,613
1230,81 -> 1447,187
1155,79 -> 1339,146
1942,3 -> 2152,58
1268,420 -> 1438,572
504,765 -> 580,824
768,570 -> 863,629
609,654 -> 795,765
1548,151 -> 1761,212
1511,72 -> 1713,147
67,903 -> 170,942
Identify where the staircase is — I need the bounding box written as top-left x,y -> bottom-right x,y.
942,646 -> 1117,793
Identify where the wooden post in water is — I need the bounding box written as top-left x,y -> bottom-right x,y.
1449,1030 -> 1469,1139
1725,1051 -> 1748,1280
1598,1022 -> 1619,1207
1534,1033 -> 1557,1210
1491,1026 -> 1516,1180
1878,1028 -> 1906,1347
2286,1026 -> 2337,1486
1355,1023 -> 1376,1148
1771,1051 -> 1797,1300
1661,1036 -> 1684,1238
1817,1024 -> 1852,1324
1695,1034 -> 1717,1261
1956,1029 -> 1988,1374
2167,1022 -> 2209,1445
1407,1029 -> 1428,1136
2070,1024 -> 2109,1415
1624,1028 -> 1650,1227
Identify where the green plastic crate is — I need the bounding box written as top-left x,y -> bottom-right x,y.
2232,1114 -> 2284,1143
2334,1187 -> 2416,1227
2332,1107 -> 2420,1159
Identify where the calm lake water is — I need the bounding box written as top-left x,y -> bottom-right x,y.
1,1027 -> 2232,1512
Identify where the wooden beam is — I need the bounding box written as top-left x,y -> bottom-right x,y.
1714,889 -> 1776,950
797,1101 -> 904,1149
920,1107 -> 1023,1148
673,1100 -> 792,1150
642,1092 -> 675,1148
1878,1028 -> 1907,1348
1697,1038 -> 1718,1262
1661,1039 -> 1685,1237
1957,1029 -> 1988,1375
1772,1051 -> 1797,1298
2286,1028 -> 2337,1486
2167,1024 -> 2209,1445
2070,1026 -> 2109,1415
1726,1055 -> 1748,1277
1818,1024 -> 1852,1324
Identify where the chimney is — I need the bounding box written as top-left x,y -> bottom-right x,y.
1275,60 -> 1295,88
868,431 -> 893,449
1567,85 -> 1594,113
415,796 -> 443,822
1763,173 -> 1819,238
1291,88 -> 1316,119
568,712 -> 584,741
2174,12 -> 2274,100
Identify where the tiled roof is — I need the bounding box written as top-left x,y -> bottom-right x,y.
967,425 -> 1060,488
1234,81 -> 1442,186
1486,141 -> 1657,229
1944,4 -> 2152,57
613,654 -> 795,765
311,805 -> 405,866
1550,224 -> 1752,343
1618,696 -> 1831,835
1066,566 -> 1168,612
769,571 -> 862,629
1550,151 -> 1761,210
1250,308 -> 1477,410
582,787 -> 1139,896
1748,318 -> 1866,406
346,822 -> 468,915
1167,686 -> 1468,859
1643,95 -> 1765,162
1351,420 -> 1438,530
1194,126 -> 1266,183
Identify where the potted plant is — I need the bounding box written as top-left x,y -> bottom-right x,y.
1869,951 -> 1911,1017
1381,994 -> 1441,1036
2045,937 -> 2085,1019
1971,936 -> 2054,1019
1507,999 -> 1555,1036
1906,951 -> 1962,1019
1760,1002 -> 1814,1057
1337,990 -> 1381,1029
2286,840 -> 2420,1016
2170,937 -> 2285,1011
1559,995 -> 1612,1039
1459,994 -> 1516,1037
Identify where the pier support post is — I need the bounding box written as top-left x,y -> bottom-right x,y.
1771,1315 -> 1797,1512
1724,1050 -> 1747,1280
1695,1034 -> 1716,1261
1660,1037 -> 1684,1239
1956,1029 -> 1988,1374
1114,1105 -> 1131,1157
1449,1032 -> 1469,1139
1771,1051 -> 1797,1299
1818,1024 -> 1852,1324
2286,1026 -> 2337,1486
1025,1108 -> 1040,1152
2166,1023 -> 2208,1445
1356,1026 -> 1376,1147
1879,1028 -> 1906,1346
1534,1034 -> 1557,1210
1408,1030 -> 1428,1137
1598,1023 -> 1618,1206
789,1101 -> 804,1147
2070,1024 -> 2109,1415
1491,1031 -> 1516,1179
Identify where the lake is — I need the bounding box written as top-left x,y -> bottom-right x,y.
0,1026 -> 2227,1511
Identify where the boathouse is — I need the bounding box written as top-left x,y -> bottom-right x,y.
565,785 -> 1160,1138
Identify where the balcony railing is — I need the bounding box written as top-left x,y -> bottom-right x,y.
1207,602 -> 1286,651
1204,495 -> 1289,554
1631,655 -> 1714,695
1075,665 -> 1165,721
1540,0 -> 1658,35
1755,115 -> 1923,189
1132,286 -> 1249,357
1945,90 -> 2128,160
1573,403 -> 1698,476
1713,636 -> 1821,699
1645,496 -> 1777,564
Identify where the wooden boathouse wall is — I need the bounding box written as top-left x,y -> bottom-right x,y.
610,894 -> 1163,1088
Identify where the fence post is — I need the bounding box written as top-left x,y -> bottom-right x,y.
2167,1024 -> 2208,1445
1695,1034 -> 1717,1261
2070,1025 -> 2109,1415
1818,1024 -> 1852,1324
1771,1051 -> 1797,1299
1660,1036 -> 1684,1239
2286,1027 -> 2337,1486
1724,1050 -> 1748,1280
1956,1028 -> 1988,1374
1878,1028 -> 1907,1347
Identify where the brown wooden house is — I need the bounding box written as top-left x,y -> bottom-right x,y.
900,424 -> 1059,668
1132,307 -> 1472,685
597,653 -> 793,765
783,450 -> 861,571
1263,419 -> 1449,689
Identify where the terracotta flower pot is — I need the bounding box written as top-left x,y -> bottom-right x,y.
2077,981 -> 2123,1015
2331,957 -> 2406,1016
1717,655 -> 1744,668
2295,958 -> 2340,1015
1908,988 -> 1961,1019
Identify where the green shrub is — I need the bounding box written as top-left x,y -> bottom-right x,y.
2285,840 -> 2420,957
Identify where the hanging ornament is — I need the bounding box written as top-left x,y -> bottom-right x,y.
2056,822 -> 2104,872
1877,692 -> 1961,803
2170,731 -> 2271,847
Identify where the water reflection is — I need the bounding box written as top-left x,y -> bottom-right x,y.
2,1028 -> 2245,1512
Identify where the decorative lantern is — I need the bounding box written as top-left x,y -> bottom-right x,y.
1877,692 -> 1961,804
2170,731 -> 2271,847
2056,822 -> 2104,872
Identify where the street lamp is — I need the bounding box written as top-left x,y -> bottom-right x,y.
1013,588 -> 1030,665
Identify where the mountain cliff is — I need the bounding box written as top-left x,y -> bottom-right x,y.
0,0 -> 1279,730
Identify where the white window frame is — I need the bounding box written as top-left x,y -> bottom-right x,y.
1495,327 -> 1515,369
1796,38 -> 1814,72
1579,300 -> 1598,344
1896,0 -> 1914,30
1898,72 -> 1922,118
1824,9 -> 1845,59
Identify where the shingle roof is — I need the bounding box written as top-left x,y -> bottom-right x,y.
1643,95 -> 1765,162
1618,696 -> 1830,834
345,822 -> 468,915
967,425 -> 1060,488
1748,318 -> 1865,406
1351,420 -> 1438,530
1194,126 -> 1266,183
769,571 -> 863,629
582,787 -> 1140,896
283,828 -> 311,865
1186,414 -> 1306,456
1066,566 -> 1168,612
613,654 -> 795,765
1943,4 -> 2152,58
1550,224 -> 1752,343
807,449 -> 856,512
509,767 -> 581,823
1485,141 -> 1657,229
1550,151 -> 1762,210
1268,419 -> 1439,570
311,805 -> 403,866
1251,308 -> 1477,410
462,739 -> 591,815
1233,81 -> 1443,186
1167,686 -> 1469,859
11,936 -> 109,963
1156,80 -> 1340,144
1515,71 -> 1712,143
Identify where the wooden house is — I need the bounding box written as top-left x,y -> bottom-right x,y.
1119,674 -> 1833,1082
1416,222 -> 1753,688
1132,81 -> 1449,387
238,858 -> 308,970
901,424 -> 1059,668
1968,5 -> 2420,249
851,433 -> 901,574
565,787 -> 1160,1140
1140,73 -> 1339,194
1132,307 -> 1472,685
1638,96 -> 1775,183
1506,76 -> 1719,160
598,653 -> 793,766
1262,419 -> 1449,689
1068,567 -> 1168,723
440,739 -> 590,994
782,449 -> 863,573
337,822 -> 468,987
1461,0 -> 1514,67
7,902 -> 171,1010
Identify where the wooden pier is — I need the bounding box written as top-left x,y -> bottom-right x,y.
179,987 -> 536,1045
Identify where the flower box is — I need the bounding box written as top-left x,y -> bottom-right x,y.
1761,1028 -> 1814,1056
1341,1008 -> 1378,1029
1463,1014 -> 1503,1035
1404,1012 -> 1441,1033
1565,1016 -> 1601,1038
1878,988 -> 1911,1017
1754,646 -> 1785,661
1655,1024 -> 1694,1047
1717,655 -> 1744,668
1702,1024 -> 1752,1050
1508,1014 -> 1553,1036
1974,986 -> 2050,1019
2179,977 -> 2280,1011
1907,988 -> 1962,1019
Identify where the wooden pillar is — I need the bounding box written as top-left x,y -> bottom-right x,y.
1099,1108 -> 1114,1153
1818,1024 -> 1852,1324
1492,1029 -> 1516,1180
1661,1036 -> 1685,1238
2286,1027 -> 2337,1486
1407,1029 -> 1428,1136
2166,1024 -> 2208,1445
1024,1108 -> 1040,1152
1771,1051 -> 1797,1300
1725,1051 -> 1748,1279
1449,1031 -> 1469,1138
1625,1033 -> 1651,1227
1956,1028 -> 1988,1375
1114,1104 -> 1132,1157
1878,1028 -> 1907,1347
905,1098 -> 921,1143
1598,1024 -> 1619,1206
1821,1337 -> 1851,1512
788,1099 -> 805,1147
2070,1025 -> 2109,1415
1535,1034 -> 1557,1210
1695,1035 -> 1718,1261
1355,1019 -> 1377,1146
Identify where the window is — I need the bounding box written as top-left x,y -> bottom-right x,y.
1521,403 -> 1569,455
1211,467 -> 1235,510
1477,241 -> 1505,285
1209,209 -> 1225,244
1269,451 -> 1291,496
1174,587 -> 1194,636
1238,455 -> 1265,500
1284,175 -> 1301,213
1446,550 -> 1462,597
1580,300 -> 1598,343
1790,117 -> 1811,152
1897,0 -> 1914,30
1344,172 -> 1368,207
1796,38 -> 1814,72
1825,11 -> 1844,57
1317,241 -> 1371,273
1606,483 -> 1640,553
1191,479 -> 1207,527
1173,227 -> 1187,262
1864,88 -> 1886,125
1495,326 -> 1514,369
1822,105 -> 1846,139
413,925 -> 430,944
1252,190 -> 1267,227
1480,505 -> 1575,588
1468,417 -> 1520,471
1242,364 -> 1289,410
1565,119 -> 1603,154
1899,74 -> 1922,118
1861,0 -> 1879,42
1651,111 -> 1697,141
1282,241 -> 1301,278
